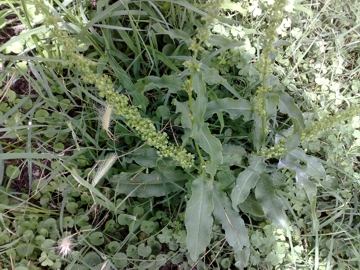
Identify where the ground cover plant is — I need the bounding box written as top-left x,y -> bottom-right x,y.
1,0 -> 360,269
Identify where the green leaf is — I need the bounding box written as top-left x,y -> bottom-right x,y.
185,174 -> 214,262
193,124 -> 223,177
238,195 -> 265,218
174,100 -> 192,146
230,155 -> 266,210
113,252 -> 127,268
152,23 -> 192,46
287,148 -> 326,179
278,158 -> 318,233
153,49 -> 181,73
16,243 -> 35,257
284,119 -> 301,153
204,98 -> 252,121
213,183 -> 250,257
255,174 -> 289,229
6,165 -> 20,179
6,90 -> 16,103
128,147 -> 159,168
193,72 -> 207,125
110,169 -> 187,197
278,91 -> 305,128
83,251 -> 102,266
138,243 -> 152,257
89,232 -> 104,246
134,75 -> 183,94
222,144 -> 246,167
252,112 -> 266,151
140,220 -> 158,234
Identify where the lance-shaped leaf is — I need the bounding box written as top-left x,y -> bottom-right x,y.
255,174 -> 289,230
192,72 -> 223,176
278,158 -> 318,233
193,123 -> 223,177
287,148 -> 326,180
109,169 -> 187,197
174,100 -> 193,146
152,23 -> 192,45
252,112 -> 266,152
193,72 -> 207,127
231,155 -> 266,210
278,91 -> 305,128
185,174 -> 214,262
134,75 -> 183,94
204,98 -> 252,122
213,183 -> 250,256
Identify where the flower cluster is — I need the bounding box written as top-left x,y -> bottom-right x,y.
34,1 -> 194,169
261,106 -> 360,159
253,0 -> 289,117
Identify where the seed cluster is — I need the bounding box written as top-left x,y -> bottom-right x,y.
34,0 -> 194,169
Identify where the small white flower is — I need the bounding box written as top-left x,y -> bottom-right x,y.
58,236 -> 73,258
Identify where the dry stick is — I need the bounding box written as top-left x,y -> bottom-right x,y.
190,238 -> 227,270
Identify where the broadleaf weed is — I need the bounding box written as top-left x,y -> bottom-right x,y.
1,0 -> 360,269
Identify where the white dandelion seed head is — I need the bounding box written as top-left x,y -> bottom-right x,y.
58,235 -> 73,258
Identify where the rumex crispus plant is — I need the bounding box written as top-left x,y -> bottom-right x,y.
1,0 -> 360,269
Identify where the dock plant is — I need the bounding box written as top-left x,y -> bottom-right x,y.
1,0 -> 360,269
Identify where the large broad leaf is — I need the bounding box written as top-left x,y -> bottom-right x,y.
278,158 -> 318,233
193,123 -> 223,177
255,174 -> 289,230
287,148 -> 326,180
222,144 -> 247,167
185,174 -> 214,262
278,91 -> 305,128
251,112 -> 266,152
126,147 -> 159,168
174,100 -> 193,146
152,23 -> 192,45
109,169 -> 187,197
284,119 -> 301,153
134,75 -> 183,94
213,183 -> 250,257
238,195 -> 265,218
230,155 -> 266,210
204,98 -> 252,122
192,72 -> 223,177
193,72 -> 207,127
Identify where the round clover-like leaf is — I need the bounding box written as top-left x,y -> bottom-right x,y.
16,243 -> 35,257
83,251 -> 101,266
21,98 -> 33,110
66,202 -> 78,214
6,165 -> 20,179
54,142 -> 65,152
6,90 -> 16,102
22,230 -> 34,242
221,258 -> 232,268
35,109 -> 49,123
138,243 -> 151,258
126,245 -> 138,258
113,252 -> 127,268
140,220 -> 158,234
59,99 -> 74,111
105,219 -> 118,233
132,206 -> 144,217
41,239 -> 55,250
43,218 -> 57,231
63,216 -> 74,228
106,241 -> 120,254
155,254 -> 168,266
89,232 -> 104,246
35,235 -> 46,246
